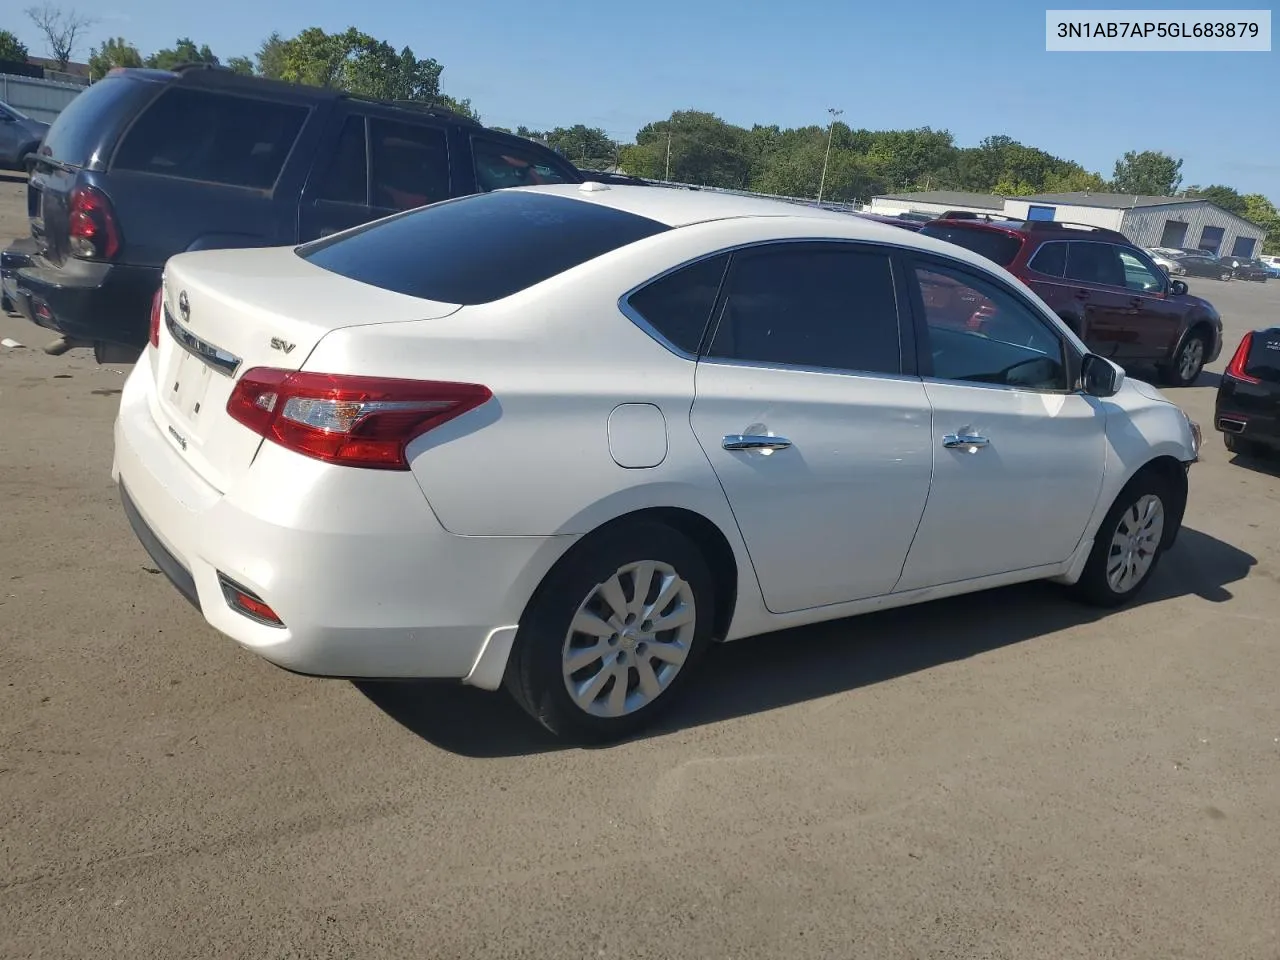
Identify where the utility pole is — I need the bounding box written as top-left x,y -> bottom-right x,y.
665,130 -> 673,181
816,107 -> 843,205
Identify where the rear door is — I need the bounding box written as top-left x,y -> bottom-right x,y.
297,110 -> 374,242
688,241 -> 934,614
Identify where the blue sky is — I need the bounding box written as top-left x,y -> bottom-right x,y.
12,0 -> 1279,198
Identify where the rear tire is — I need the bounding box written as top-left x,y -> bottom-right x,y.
1070,472 -> 1172,608
1158,331 -> 1207,387
505,521 -> 715,744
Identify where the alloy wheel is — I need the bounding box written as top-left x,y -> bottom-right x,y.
1106,494 -> 1165,594
1179,338 -> 1205,382
561,560 -> 696,718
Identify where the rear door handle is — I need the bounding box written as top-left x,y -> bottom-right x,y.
943,433 -> 989,449
723,434 -> 792,452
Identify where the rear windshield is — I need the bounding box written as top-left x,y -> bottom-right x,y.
298,190 -> 672,304
1246,329 -> 1280,383
919,224 -> 1024,267
113,86 -> 309,190
39,75 -> 145,167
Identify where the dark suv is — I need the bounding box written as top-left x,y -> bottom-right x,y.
918,218 -> 1223,386
1,65 -> 584,361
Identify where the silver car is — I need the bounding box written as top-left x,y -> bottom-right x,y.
0,99 -> 49,171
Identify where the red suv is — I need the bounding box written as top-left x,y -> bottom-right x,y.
918,218 -> 1224,386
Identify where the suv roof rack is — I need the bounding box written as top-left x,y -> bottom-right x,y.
338,96 -> 483,125
1020,220 -> 1131,243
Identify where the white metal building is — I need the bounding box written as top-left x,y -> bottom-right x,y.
871,190 -> 1267,259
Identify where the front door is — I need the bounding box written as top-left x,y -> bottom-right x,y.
1112,246 -> 1184,362
1060,240 -> 1133,358
896,256 -> 1107,590
689,242 -> 934,614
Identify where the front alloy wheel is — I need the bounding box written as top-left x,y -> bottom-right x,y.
1071,475 -> 1171,607
1161,334 -> 1206,387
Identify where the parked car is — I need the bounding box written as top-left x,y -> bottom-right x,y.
113,184 -> 1200,742
1146,251 -> 1185,275
918,218 -> 1223,386
1215,327 -> 1280,457
1170,252 -> 1236,280
1219,255 -> 1270,282
853,212 -> 924,230
0,98 -> 48,171
1259,255 -> 1280,277
1,65 -> 584,362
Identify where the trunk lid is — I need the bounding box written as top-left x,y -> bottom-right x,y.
149,245 -> 462,492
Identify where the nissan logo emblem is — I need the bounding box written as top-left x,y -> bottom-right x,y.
178,290 -> 190,322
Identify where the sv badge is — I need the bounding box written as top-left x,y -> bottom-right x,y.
270,337 -> 296,354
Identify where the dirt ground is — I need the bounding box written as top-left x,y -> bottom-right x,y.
2,173 -> 1278,959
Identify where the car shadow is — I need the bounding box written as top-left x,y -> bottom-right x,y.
0,171 -> 28,184
1227,451 -> 1280,477
356,527 -> 1255,758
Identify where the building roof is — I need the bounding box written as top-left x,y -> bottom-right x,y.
874,191 -> 1005,210
1017,192 -> 1199,208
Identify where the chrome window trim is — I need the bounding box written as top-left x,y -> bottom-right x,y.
165,306 -> 242,377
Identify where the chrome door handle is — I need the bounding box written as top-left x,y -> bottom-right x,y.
722,434 -> 792,452
943,433 -> 989,449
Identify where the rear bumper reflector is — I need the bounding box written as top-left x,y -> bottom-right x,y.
217,573 -> 285,627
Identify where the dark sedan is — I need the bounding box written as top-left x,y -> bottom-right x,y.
1220,256 -> 1270,282
1216,327 -> 1280,457
1171,252 -> 1235,280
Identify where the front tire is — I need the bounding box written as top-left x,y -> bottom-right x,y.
1159,332 -> 1207,387
1070,473 -> 1171,608
505,521 -> 715,743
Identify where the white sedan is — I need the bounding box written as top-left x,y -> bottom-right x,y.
112,183 -> 1201,742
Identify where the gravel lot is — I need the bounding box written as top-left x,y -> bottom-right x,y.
2,172 -> 1278,959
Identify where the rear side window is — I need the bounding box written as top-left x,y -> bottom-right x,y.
39,75 -> 144,167
919,225 -> 1023,267
626,254 -> 729,355
473,137 -> 577,192
370,119 -> 450,211
1028,241 -> 1067,277
299,190 -> 671,304
113,87 -> 308,190
706,244 -> 901,375
314,115 -> 368,205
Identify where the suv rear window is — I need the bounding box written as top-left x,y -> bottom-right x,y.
38,75 -> 144,167
919,224 -> 1024,267
113,87 -> 309,190
298,189 -> 671,304
1245,329 -> 1280,383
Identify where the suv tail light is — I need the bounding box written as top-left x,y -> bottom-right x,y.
1225,332 -> 1261,384
226,369 -> 492,470
68,184 -> 122,260
149,287 -> 163,347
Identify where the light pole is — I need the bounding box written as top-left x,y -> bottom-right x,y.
816,107 -> 843,205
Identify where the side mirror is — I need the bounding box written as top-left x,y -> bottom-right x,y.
1081,353 -> 1125,398
1170,279 -> 1189,296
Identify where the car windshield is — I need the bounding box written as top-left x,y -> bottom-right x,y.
918,224 -> 1024,267
298,189 -> 672,304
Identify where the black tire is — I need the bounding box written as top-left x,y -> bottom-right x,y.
1070,471 -> 1171,608
505,521 -> 715,743
1158,331 -> 1207,387
1219,271 -> 1232,281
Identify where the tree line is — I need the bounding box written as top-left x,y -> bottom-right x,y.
3,13 -> 1277,253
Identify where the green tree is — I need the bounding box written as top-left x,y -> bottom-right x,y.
1242,194 -> 1280,255
629,111 -> 752,187
276,27 -> 442,102
256,31 -> 287,79
0,29 -> 29,63
226,55 -> 254,76
1039,165 -> 1108,193
540,125 -> 615,168
87,36 -> 142,79
1185,184 -> 1248,216
145,37 -> 219,70
1111,150 -> 1183,196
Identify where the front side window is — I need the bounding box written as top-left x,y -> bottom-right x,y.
1116,247 -> 1166,293
369,119 -> 450,211
626,254 -> 729,355
705,245 -> 901,375
472,137 -> 577,192
915,261 -> 1067,391
113,87 -> 308,190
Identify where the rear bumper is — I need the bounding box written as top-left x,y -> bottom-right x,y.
111,358 -> 576,684
1215,376 -> 1280,447
2,240 -> 159,347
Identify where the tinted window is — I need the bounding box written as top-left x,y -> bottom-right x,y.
915,262 -> 1066,391
1116,248 -> 1165,292
918,224 -> 1023,267
42,75 -> 143,167
1064,242 -> 1125,286
299,190 -> 670,304
1245,330 -> 1280,383
114,88 -> 307,189
314,115 -> 367,205
1028,241 -> 1067,277
370,119 -> 449,211
473,137 -> 577,191
627,254 -> 729,355
706,245 -> 901,374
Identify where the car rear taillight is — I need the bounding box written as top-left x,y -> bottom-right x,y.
226,369 -> 492,470
68,184 -> 122,260
1225,332 -> 1261,384
149,287 -> 163,347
